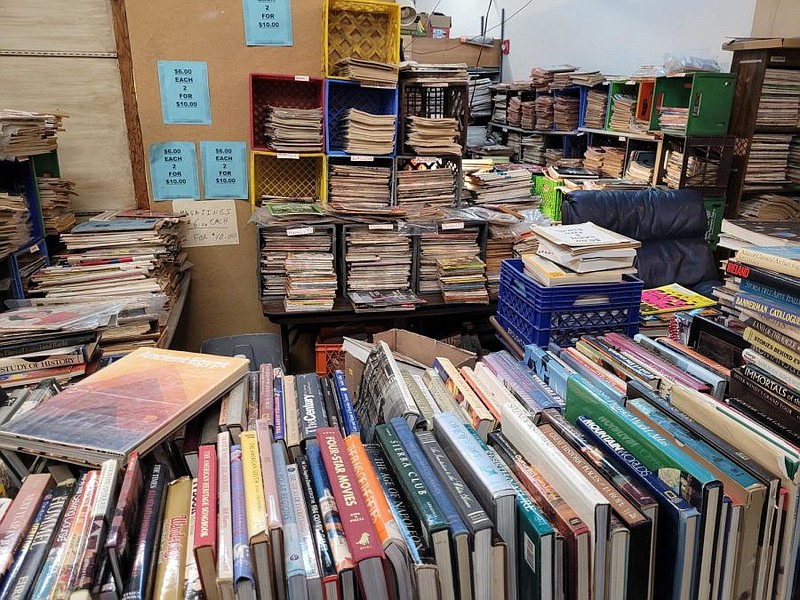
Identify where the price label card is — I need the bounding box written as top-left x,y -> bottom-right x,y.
368,223 -> 394,230
200,141 -> 248,200
149,142 -> 200,201
242,0 -> 294,46
277,153 -> 300,160
157,61 -> 211,125
287,226 -> 314,237
350,155 -> 375,162
441,221 -> 465,230
173,199 -> 240,247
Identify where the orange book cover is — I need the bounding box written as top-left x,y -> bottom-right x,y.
342,434 -> 402,548
0,348 -> 249,465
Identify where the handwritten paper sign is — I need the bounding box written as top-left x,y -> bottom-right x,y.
149,142 -> 200,201
242,0 -> 294,46
200,141 -> 248,199
157,61 -> 212,124
173,199 -> 240,248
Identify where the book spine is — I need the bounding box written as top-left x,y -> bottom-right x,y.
258,363 -> 273,422
247,371 -> 260,432
57,470 -> 102,597
305,440 -> 355,574
741,363 -> 800,407
240,431 -> 269,543
184,480 -> 204,600
741,278 -> 800,308
432,357 -> 494,432
743,348 -> 800,392
734,293 -> 800,329
121,464 -> 168,600
283,375 -> 300,452
254,420 -> 282,534
0,354 -> 85,375
230,446 -> 256,589
743,327 -> 800,374
0,332 -> 97,359
0,489 -> 52,600
272,368 -> 285,441
216,433 -> 234,591
333,370 -> 360,437
496,352 -> 564,410
296,456 -> 336,579
73,459 -> 120,592
193,445 -> 218,595
0,473 -> 53,579
729,372 -> 800,445
726,260 -> 800,298
152,476 -> 191,600
316,427 -> 385,563
735,247 -> 800,278
321,377 -> 343,434
296,373 -> 326,443
28,475 -> 87,600
287,464 -> 322,581
482,356 -> 547,413
272,442 -> 306,579
742,316 -> 800,355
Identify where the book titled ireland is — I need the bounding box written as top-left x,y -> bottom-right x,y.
0,348 -> 249,466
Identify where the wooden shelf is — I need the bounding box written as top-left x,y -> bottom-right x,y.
578,127 -> 658,142
489,122 -> 579,136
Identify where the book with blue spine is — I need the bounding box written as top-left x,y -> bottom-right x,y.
272,368 -> 285,442
734,292 -> 800,329
71,218 -> 164,233
272,442 -> 307,599
522,344 -> 575,401
741,278 -> 800,308
390,417 -> 471,600
333,370 -> 359,438
577,415 -> 700,600
230,445 -> 257,600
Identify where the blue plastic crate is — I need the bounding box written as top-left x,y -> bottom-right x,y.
325,79 -> 399,157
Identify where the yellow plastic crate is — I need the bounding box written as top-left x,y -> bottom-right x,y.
323,0 -> 401,78
249,151 -> 327,209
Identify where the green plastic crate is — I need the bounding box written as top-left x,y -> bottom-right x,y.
538,176 -> 563,222
649,73 -> 736,136
704,196 -> 726,248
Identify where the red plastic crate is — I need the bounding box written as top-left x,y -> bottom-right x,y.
315,341 -> 346,377
250,74 -> 325,151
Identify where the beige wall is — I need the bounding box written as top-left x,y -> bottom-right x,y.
752,0 -> 800,36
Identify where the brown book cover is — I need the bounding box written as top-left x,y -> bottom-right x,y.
0,473 -> 53,578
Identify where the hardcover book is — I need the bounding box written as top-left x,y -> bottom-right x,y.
273,441 -> 308,600
287,464 -> 323,600
0,349 -> 249,465
193,444 -> 220,600
152,476 -> 192,600
296,373 -> 327,446
259,363 -> 273,421
216,433 -> 235,600
230,446 -> 257,600
0,488 -> 52,598
254,419 -> 284,598
105,452 -> 144,592
432,357 -> 495,440
333,370 -> 360,438
0,472 -> 53,579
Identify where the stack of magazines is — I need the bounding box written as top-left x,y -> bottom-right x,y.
0,109 -> 63,160
418,226 -> 483,294
0,192 -> 31,260
264,106 -> 324,152
535,95 -> 555,130
328,163 -> 393,213
584,89 -> 608,129
465,166 -> 533,205
345,226 -> 413,294
343,109 -> 396,155
37,176 -> 77,234
333,58 -> 399,86
284,252 -> 337,312
405,116 -> 461,155
348,289 -> 425,312
437,256 -> 489,304
260,227 -> 333,302
395,159 -> 457,213
609,94 -> 635,131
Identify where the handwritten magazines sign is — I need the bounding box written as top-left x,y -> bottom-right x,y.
173,199 -> 240,248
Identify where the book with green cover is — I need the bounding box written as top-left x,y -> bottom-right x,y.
565,375 -> 723,600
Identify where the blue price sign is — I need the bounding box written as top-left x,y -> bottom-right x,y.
149,142 -> 200,201
242,0 -> 294,46
200,141 -> 248,200
157,61 -> 212,124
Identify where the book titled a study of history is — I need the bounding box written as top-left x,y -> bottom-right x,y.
0,348 -> 249,466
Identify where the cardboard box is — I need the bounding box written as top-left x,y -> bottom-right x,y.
343,328 -> 476,397
426,13 -> 451,39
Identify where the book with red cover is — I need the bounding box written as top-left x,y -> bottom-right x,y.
193,444 -> 219,600
0,473 -> 53,579
315,427 -> 389,600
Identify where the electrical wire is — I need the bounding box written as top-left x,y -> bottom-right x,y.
469,0 -> 495,125
484,0 -> 535,33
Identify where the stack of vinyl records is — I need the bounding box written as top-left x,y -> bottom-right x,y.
583,146 -> 606,173
284,252 -> 337,312
332,58 -> 399,86
584,89 -> 608,128
328,163 -> 392,212
530,65 -> 576,91
0,192 -> 31,260
406,116 -> 461,155
554,95 -> 580,131
465,166 -> 533,204
264,106 -> 324,152
37,176 -> 77,234
624,150 -> 656,183
418,226 -> 483,294
508,96 -> 523,127
395,159 -> 457,213
437,256 -> 489,304
521,134 -> 546,165
535,95 -> 555,130
600,147 -> 626,178
609,94 -> 636,131
345,227 -> 413,293
259,227 -> 333,301
468,77 -> 493,117
789,137 -> 800,183
745,134 -> 792,187
343,109 -> 396,155
756,69 -> 800,127
739,194 -> 800,220
657,106 -> 689,134
0,109 -> 63,160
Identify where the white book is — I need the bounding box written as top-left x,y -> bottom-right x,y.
216,432 -> 235,600
286,465 -> 322,600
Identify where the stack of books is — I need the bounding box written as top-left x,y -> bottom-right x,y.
625,150 -> 656,183
264,106 -> 324,152
464,166 -> 533,205
36,176 -> 77,234
328,163 -> 393,213
535,95 -> 555,130
523,222 -> 639,286
554,95 -> 580,131
260,226 -> 334,302
284,252 -> 337,312
395,159 -> 457,213
530,65 -> 577,91
343,109 -> 396,155
436,256 -> 489,304
756,68 -> 800,127
520,134 -> 546,165
583,146 -> 606,173
739,194 -> 800,221
344,227 -> 413,295
718,218 -> 800,250
418,226 -> 483,294
405,116 -> 461,155
0,192 -> 31,260
0,109 -> 63,160
584,89 -> 608,129
657,106 -> 689,134
600,146 -> 626,178
332,58 -> 399,86
609,94 -> 635,132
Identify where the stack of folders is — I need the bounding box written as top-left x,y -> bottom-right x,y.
406,116 -> 462,155
264,106 -> 324,152
584,89 -> 608,129
609,94 -> 636,132
436,256 -> 489,304
0,109 -> 63,160
523,222 -> 640,287
0,192 -> 31,260
464,166 -> 534,205
333,58 -> 399,86
343,109 -> 396,155
1,326 -> 799,600
36,176 -> 77,234
260,227 -> 334,303
418,226 -> 483,295
284,252 -> 337,312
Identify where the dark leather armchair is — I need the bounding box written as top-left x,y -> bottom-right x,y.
560,188 -> 719,292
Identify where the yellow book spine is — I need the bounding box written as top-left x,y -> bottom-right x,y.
153,476 -> 192,600
743,328 -> 800,370
240,431 -> 269,543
